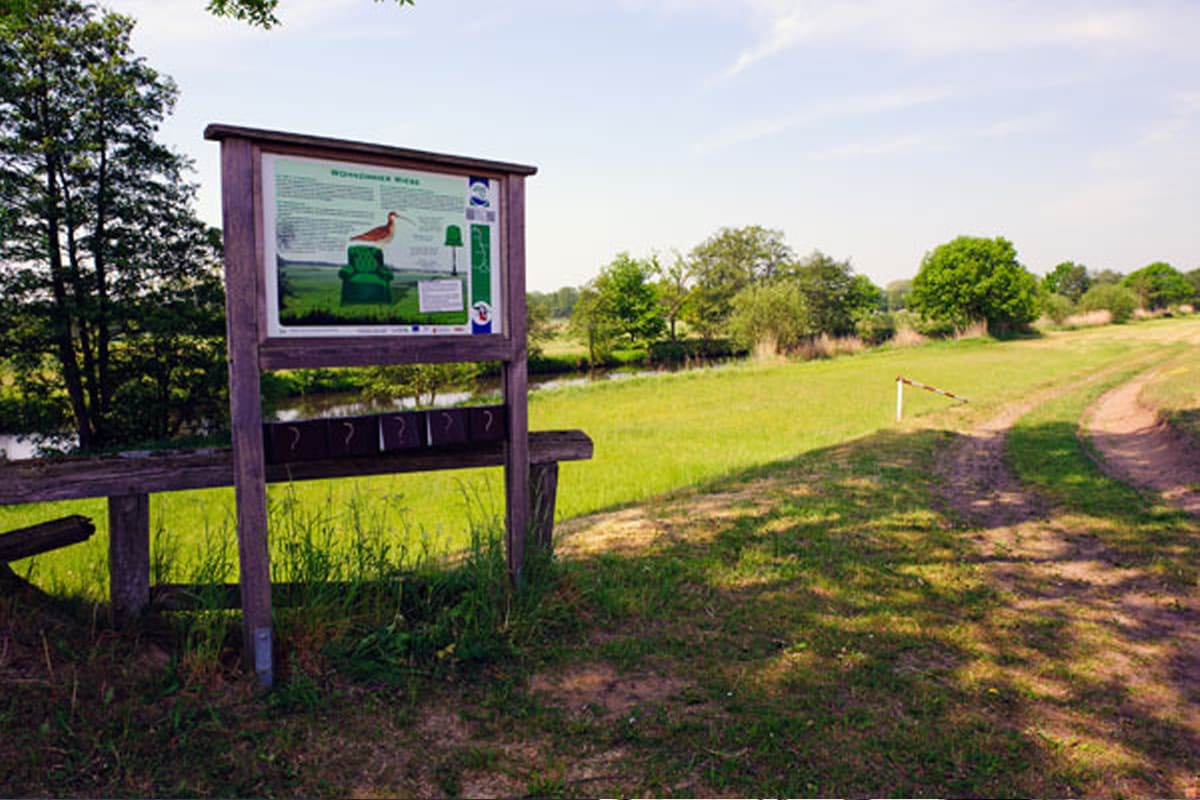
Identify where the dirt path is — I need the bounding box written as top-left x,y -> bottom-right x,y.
937,358 -> 1200,794
1084,364 -> 1200,516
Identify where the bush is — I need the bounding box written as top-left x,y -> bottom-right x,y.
1078,283 -> 1138,323
646,338 -> 743,365
1040,293 -> 1075,325
855,312 -> 896,345
728,282 -> 811,355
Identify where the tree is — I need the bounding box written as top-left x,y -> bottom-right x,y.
588,252 -> 665,348
728,282 -> 810,356
207,0 -> 413,28
684,225 -> 792,339
1121,262 -> 1193,310
1042,261 -> 1090,302
0,0 -> 226,449
909,236 -> 1039,334
1186,269 -> 1200,303
655,253 -> 690,341
885,279 -> 913,311
785,251 -> 881,336
568,285 -> 617,367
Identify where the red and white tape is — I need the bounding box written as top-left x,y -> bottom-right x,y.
896,376 -> 968,420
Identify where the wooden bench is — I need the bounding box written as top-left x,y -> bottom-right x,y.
0,429 -> 592,620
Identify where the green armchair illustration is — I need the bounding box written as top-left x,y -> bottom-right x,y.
339,245 -> 394,305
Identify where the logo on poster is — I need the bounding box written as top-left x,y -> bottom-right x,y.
469,177 -> 490,208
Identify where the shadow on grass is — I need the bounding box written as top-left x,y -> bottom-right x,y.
2,425 -> 1199,797
546,425 -> 1200,796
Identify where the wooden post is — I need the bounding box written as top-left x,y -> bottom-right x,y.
108,494 -> 149,624
530,462 -> 558,553
220,137 -> 274,688
503,176 -> 530,586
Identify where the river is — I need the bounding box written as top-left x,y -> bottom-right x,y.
0,362 -> 732,460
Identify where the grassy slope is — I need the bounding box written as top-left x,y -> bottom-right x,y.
2,319 -> 1199,796
2,319 -> 1195,597
1139,349 -> 1200,440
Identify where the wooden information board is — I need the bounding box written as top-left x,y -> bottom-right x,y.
204,124 -> 537,687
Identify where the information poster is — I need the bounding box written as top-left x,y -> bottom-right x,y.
262,154 -> 502,337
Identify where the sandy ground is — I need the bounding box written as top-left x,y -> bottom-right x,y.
1085,364 -> 1200,516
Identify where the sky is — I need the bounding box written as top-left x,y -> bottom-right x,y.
105,0 -> 1200,291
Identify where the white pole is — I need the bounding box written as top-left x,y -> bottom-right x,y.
896,378 -> 903,421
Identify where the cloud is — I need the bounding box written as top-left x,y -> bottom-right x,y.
693,86 -> 951,153
717,1 -> 1191,79
973,111 -> 1058,139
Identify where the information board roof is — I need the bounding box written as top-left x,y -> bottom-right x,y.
204,124 -> 538,177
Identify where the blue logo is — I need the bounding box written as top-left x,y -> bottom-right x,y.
469,177 -> 490,208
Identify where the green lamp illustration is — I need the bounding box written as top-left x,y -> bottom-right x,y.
444,224 -> 464,276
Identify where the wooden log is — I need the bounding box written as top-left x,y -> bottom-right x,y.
530,462 -> 559,553
0,430 -> 593,506
0,515 -> 94,562
108,495 -> 149,624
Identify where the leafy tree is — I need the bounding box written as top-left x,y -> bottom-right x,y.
784,251 -> 881,336
909,236 -> 1039,334
1186,269 -> 1200,303
525,298 -> 554,359
588,252 -> 665,347
684,225 -> 792,339
654,253 -> 690,341
207,0 -> 412,28
728,282 -> 810,355
885,279 -> 913,311
1121,262 -> 1193,310
568,285 -> 617,367
1078,283 -> 1137,323
1042,261 -> 1090,302
1091,269 -> 1123,285
0,0 -> 226,449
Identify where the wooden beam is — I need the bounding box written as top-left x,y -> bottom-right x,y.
0,430 -> 593,506
503,175 -> 530,586
259,336 -> 513,371
530,462 -> 559,553
108,495 -> 149,624
0,515 -> 94,562
203,124 -> 538,178
220,136 -> 274,687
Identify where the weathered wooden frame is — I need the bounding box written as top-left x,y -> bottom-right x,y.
203,124 -> 538,687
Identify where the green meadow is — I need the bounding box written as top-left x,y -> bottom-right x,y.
279,263 -> 468,327
4,317 -> 1197,598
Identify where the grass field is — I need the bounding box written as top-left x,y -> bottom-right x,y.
279,263 -> 468,327
4,317 -> 1198,598
3,317 -> 1200,796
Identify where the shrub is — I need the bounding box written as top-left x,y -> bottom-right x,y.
855,312 -> 896,345
1040,293 -> 1075,325
728,282 -> 811,355
1078,283 -> 1138,323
